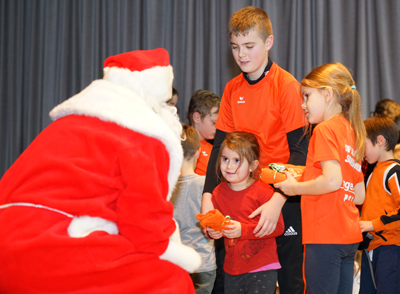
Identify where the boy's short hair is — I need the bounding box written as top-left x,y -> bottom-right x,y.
181,124 -> 201,160
364,116 -> 399,151
187,90 -> 220,126
229,6 -> 273,42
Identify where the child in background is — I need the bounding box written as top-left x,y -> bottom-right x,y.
167,87 -> 179,107
374,99 -> 400,159
365,99 -> 400,177
170,124 -> 217,294
394,144 -> 400,160
206,132 -> 284,294
187,90 -> 220,176
359,116 -> 400,294
373,99 -> 400,131
275,62 -> 366,294
202,6 -> 308,294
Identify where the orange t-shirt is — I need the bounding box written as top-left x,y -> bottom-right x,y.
361,160 -> 400,250
215,62 -> 306,168
195,140 -> 213,176
301,116 -> 363,244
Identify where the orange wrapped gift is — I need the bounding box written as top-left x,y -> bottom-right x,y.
196,209 -> 232,232
260,163 -> 305,184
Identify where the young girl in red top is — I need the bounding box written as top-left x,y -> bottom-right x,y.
206,132 -> 284,294
275,63 -> 366,294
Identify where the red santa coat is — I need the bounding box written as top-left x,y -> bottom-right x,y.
0,79 -> 199,293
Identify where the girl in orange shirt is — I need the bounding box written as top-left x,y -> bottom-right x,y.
275,63 -> 366,294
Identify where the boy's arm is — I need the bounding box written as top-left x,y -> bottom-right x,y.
250,128 -> 308,237
240,212 -> 285,240
274,128 -> 308,198
202,129 -> 227,214
368,167 -> 400,232
286,127 -> 308,166
201,192 -> 214,214
203,129 -> 227,195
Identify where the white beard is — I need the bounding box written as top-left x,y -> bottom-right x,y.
141,93 -> 182,141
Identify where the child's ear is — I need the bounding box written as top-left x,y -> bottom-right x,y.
193,112 -> 201,124
249,160 -> 259,172
194,148 -> 201,161
264,35 -> 274,51
323,87 -> 334,102
376,135 -> 386,147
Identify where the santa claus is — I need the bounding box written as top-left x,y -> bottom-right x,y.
0,49 -> 201,293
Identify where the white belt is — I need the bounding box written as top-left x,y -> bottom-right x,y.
0,202 -> 119,238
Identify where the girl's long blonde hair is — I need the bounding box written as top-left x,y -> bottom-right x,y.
301,62 -> 366,162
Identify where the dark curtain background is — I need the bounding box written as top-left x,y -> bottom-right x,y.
1,0 -> 400,176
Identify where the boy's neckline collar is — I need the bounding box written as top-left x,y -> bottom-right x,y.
243,58 -> 273,85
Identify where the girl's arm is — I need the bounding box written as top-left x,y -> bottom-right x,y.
353,181 -> 365,205
206,226 -> 223,239
275,159 -> 342,196
200,192 -> 224,239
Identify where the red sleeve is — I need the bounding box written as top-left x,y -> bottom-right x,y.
116,136 -> 176,256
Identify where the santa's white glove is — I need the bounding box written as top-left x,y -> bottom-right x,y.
159,219 -> 201,273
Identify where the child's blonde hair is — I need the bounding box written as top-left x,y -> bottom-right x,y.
181,124 -> 201,160
301,62 -> 366,161
229,6 -> 273,42
216,132 -> 260,181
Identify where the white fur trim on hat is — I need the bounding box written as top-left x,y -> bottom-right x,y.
49,79 -> 182,200
103,65 -> 173,103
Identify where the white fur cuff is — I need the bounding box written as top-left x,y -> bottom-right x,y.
159,240 -> 202,273
67,215 -> 119,238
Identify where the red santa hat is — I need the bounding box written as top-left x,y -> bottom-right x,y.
103,48 -> 174,103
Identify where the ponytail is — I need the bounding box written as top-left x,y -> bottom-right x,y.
301,62 -> 366,161
347,88 -> 366,162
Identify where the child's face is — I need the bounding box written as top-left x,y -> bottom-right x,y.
364,137 -> 381,164
301,86 -> 327,124
230,29 -> 273,80
166,94 -> 178,106
220,147 -> 252,191
196,107 -> 219,140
